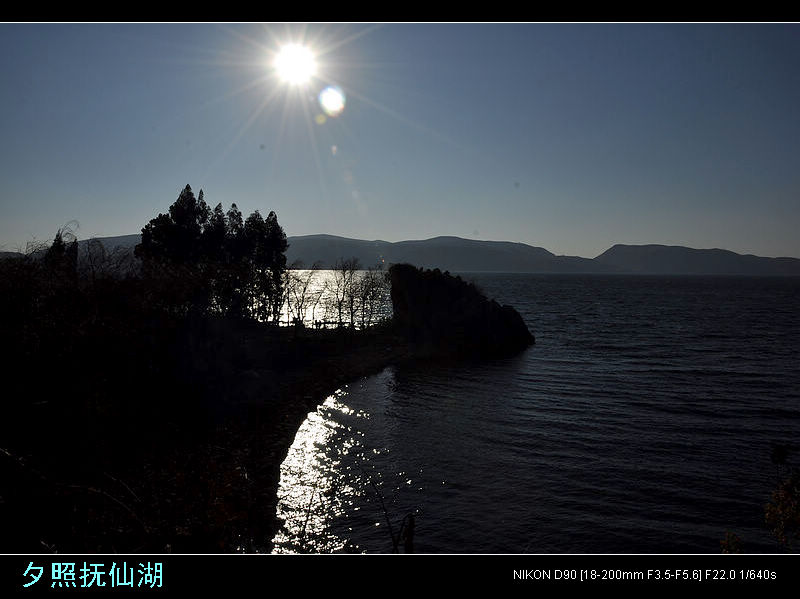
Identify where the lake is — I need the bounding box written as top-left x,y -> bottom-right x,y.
271,274 -> 800,553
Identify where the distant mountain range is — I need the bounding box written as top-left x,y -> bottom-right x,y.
286,235 -> 800,275
285,234 -> 603,273
594,244 -> 800,276
3,233 -> 799,276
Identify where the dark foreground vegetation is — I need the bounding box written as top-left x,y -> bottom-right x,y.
0,185 -> 539,553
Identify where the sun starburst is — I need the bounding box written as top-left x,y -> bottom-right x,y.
274,43 -> 317,85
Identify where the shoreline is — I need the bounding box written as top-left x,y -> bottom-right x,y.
1,264 -> 534,553
127,323 -> 415,554
1,320 -> 413,554
230,328 -> 414,553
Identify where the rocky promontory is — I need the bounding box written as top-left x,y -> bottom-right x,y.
390,263 -> 535,357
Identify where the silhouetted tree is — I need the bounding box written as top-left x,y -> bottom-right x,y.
45,229 -> 66,265
264,211 -> 288,322
216,203 -> 249,317
202,203 -> 227,258
357,263 -> 390,329
84,238 -> 107,282
44,226 -> 78,276
135,185 -> 287,320
328,257 -> 361,328
137,185 -> 209,266
244,210 -> 270,320
285,260 -> 324,326
323,260 -> 389,329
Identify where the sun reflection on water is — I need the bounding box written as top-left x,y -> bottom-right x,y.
271,389 -> 369,553
271,368 -> 424,553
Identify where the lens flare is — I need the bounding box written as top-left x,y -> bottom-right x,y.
319,85 -> 346,117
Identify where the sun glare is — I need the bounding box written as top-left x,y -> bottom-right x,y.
274,44 -> 317,85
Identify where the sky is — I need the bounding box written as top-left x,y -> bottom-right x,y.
1,22 -> 799,259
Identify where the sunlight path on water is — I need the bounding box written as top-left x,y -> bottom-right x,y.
271,390 -> 370,553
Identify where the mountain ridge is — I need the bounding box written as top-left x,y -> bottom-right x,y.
595,243 -> 800,276
2,234 -> 799,275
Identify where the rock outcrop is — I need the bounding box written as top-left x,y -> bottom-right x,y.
389,263 -> 534,357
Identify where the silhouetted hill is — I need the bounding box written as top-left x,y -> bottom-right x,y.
594,244 -> 800,276
286,234 -> 606,273
79,234 -> 141,253
6,233 -> 799,275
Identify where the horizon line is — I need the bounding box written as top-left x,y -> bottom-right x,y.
3,231 -> 800,262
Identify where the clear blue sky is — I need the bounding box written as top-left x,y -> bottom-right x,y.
1,23 -> 799,258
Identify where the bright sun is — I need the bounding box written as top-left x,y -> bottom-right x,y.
274,44 -> 317,85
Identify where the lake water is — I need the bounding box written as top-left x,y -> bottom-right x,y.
271,274 -> 800,553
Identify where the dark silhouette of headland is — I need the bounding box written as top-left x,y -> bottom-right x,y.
390,263 -> 534,356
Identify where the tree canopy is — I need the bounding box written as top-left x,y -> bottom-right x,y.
135,184 -> 288,320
